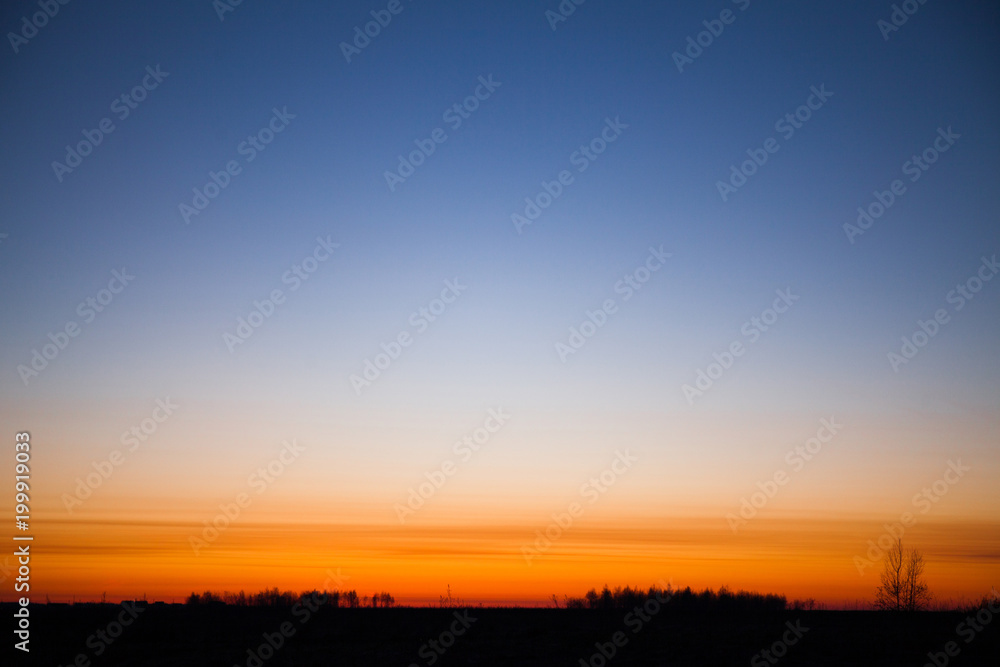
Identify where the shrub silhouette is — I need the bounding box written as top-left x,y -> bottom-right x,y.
185,587 -> 358,608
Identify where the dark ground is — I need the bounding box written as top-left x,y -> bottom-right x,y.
9,603 -> 999,666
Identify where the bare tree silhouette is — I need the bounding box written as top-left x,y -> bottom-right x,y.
874,539 -> 931,611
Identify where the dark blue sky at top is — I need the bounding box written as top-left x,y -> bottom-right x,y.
1,0 -> 998,418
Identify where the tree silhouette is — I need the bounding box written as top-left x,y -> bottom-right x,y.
569,584 -> 782,612
370,591 -> 395,607
874,539 -> 931,611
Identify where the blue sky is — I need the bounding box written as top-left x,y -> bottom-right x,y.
4,0 -> 998,417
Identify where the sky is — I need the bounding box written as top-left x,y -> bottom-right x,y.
1,0 -> 998,607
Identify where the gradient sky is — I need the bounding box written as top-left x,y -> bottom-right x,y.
1,0 -> 999,606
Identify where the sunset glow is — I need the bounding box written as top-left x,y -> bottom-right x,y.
2,0 -> 999,625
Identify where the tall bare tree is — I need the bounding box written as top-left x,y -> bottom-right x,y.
874,539 -> 931,611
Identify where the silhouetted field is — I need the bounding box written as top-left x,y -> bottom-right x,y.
14,602 -> 999,666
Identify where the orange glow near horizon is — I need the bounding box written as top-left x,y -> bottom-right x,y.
6,402 -> 998,610
23,511 -> 1000,608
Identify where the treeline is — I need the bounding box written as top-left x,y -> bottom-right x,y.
186,587 -> 395,608
185,584 -> 808,612
563,584 -> 790,613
